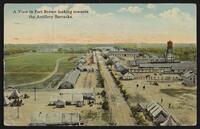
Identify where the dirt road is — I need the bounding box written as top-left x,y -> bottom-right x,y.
96,51 -> 136,126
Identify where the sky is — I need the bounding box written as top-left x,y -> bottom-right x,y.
4,4 -> 196,44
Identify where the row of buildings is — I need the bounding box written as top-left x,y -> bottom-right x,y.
30,112 -> 81,126
104,41 -> 197,86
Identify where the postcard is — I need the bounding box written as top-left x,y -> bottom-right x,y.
3,3 -> 197,126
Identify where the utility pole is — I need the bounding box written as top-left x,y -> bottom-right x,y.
34,87 -> 36,101
17,106 -> 19,119
110,107 -> 112,124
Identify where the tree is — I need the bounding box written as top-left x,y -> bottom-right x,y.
102,100 -> 109,110
101,90 -> 106,97
106,59 -> 114,69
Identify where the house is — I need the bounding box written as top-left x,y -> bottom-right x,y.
30,112 -> 80,126
58,70 -> 80,89
121,72 -> 135,80
182,71 -> 197,86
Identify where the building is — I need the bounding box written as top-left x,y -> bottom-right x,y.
138,102 -> 178,126
58,70 -> 80,89
59,88 -> 95,100
129,61 -> 196,74
94,46 -> 117,51
114,62 -> 127,72
182,71 -> 197,86
77,64 -> 94,72
108,50 -> 141,58
30,112 -> 80,126
49,94 -> 84,107
121,72 -> 135,80
128,58 -> 150,67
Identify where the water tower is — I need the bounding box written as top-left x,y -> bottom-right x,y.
165,40 -> 174,62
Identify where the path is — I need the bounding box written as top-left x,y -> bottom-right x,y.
96,51 -> 136,126
7,57 -> 67,88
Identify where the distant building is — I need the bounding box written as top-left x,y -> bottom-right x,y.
58,70 -> 80,89
108,51 -> 141,58
128,58 -> 150,67
121,72 -> 135,80
182,71 -> 197,86
129,61 -> 196,74
94,46 -> 117,51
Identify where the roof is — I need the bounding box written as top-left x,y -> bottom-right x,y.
109,50 -> 140,54
138,61 -> 196,70
58,94 -> 83,102
59,69 -> 80,88
182,71 -> 196,78
30,112 -> 80,125
59,88 -> 94,95
139,63 -> 173,68
138,103 -> 148,110
146,102 -> 169,118
122,72 -> 134,77
114,62 -> 126,72
172,61 -> 196,70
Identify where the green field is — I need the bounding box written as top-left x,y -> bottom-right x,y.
5,52 -> 80,86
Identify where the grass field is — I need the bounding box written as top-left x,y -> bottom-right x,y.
5,52 -> 80,86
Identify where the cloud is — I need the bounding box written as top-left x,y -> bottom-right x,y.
159,7 -> 194,21
54,5 -> 69,11
145,13 -> 157,19
118,6 -> 143,14
100,13 -> 114,17
147,4 -> 156,9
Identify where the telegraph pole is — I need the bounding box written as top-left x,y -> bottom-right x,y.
34,87 -> 36,101
17,105 -> 19,119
